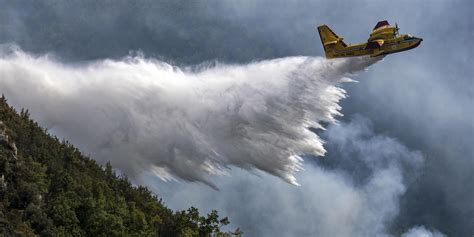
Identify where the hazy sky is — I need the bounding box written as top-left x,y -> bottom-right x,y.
1,1 -> 472,236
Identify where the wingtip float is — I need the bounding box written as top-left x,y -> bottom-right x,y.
317,20 -> 422,58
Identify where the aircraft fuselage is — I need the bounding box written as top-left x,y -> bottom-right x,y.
317,21 -> 422,59
329,34 -> 422,58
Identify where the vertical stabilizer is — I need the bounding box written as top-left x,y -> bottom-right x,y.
317,25 -> 347,58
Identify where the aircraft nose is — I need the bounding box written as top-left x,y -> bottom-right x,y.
419,37 -> 423,42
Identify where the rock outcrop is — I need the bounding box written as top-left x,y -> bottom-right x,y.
0,121 -> 17,160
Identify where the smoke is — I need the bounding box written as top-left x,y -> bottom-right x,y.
401,226 -> 446,237
1,1 -> 471,235
0,47 -> 381,187
149,116 -> 444,237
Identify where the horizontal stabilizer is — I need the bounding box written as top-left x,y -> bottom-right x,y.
323,38 -> 344,46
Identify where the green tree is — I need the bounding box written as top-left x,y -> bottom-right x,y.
0,97 -> 238,236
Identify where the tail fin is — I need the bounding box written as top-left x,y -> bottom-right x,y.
317,25 -> 347,58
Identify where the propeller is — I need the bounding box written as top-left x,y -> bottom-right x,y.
395,23 -> 400,35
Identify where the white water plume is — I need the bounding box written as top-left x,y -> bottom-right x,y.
0,48 -> 381,187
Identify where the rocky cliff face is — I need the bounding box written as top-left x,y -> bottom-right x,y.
0,121 -> 16,191
0,121 -> 17,160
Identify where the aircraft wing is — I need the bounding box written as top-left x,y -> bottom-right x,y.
372,20 -> 390,31
370,20 -> 396,40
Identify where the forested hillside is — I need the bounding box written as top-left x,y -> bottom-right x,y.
0,95 -> 240,236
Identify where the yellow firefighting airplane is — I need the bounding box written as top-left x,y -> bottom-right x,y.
317,20 -> 422,58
